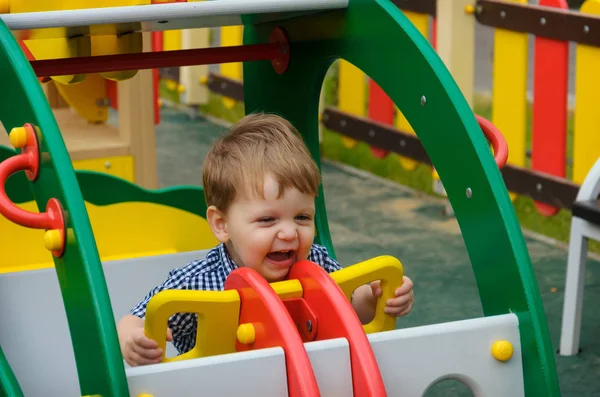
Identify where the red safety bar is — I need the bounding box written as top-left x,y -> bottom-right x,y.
29,26 -> 290,78
476,114 -> 508,169
288,261 -> 387,396
0,124 -> 66,257
224,268 -> 320,397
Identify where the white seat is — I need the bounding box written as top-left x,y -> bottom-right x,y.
559,157 -> 600,355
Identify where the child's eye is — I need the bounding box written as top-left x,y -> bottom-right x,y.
296,215 -> 312,221
258,217 -> 275,223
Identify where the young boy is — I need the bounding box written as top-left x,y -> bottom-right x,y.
117,112 -> 414,367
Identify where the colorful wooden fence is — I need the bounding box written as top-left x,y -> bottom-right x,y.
158,0 -> 600,217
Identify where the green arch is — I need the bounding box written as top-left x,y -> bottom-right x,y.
0,21 -> 129,396
241,0 -> 559,395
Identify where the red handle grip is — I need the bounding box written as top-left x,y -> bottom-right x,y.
0,124 -> 66,257
476,115 -> 508,169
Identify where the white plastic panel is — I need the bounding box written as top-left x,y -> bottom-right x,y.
367,314 -> 525,396
1,0 -> 349,37
126,347 -> 288,396
305,338 -> 353,396
0,249 -> 209,396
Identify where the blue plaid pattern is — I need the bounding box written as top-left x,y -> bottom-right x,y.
130,243 -> 342,355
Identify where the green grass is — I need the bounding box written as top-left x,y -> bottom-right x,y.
160,70 -> 600,255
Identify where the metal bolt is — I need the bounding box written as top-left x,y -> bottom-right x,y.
540,17 -> 546,26
536,183 -> 542,192
96,97 -> 110,107
104,161 -> 111,169
466,188 -> 472,198
340,119 -> 347,127
584,25 -> 590,33
220,82 -> 227,89
369,129 -> 375,137
400,139 -> 406,147
420,95 -> 427,106
306,320 -> 312,332
500,10 -> 506,18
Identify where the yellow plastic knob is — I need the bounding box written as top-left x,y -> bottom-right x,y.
44,229 -> 63,252
177,84 -> 185,93
199,75 -> 208,85
165,79 -> 177,91
237,323 -> 256,345
464,4 -> 476,14
9,127 -> 27,149
0,0 -> 9,14
491,340 -> 514,362
137,394 -> 154,397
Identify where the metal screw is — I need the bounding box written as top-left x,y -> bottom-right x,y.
340,119 -> 347,127
540,17 -> 546,26
96,97 -> 110,107
399,139 -> 406,147
584,25 -> 590,33
369,129 -> 375,137
220,82 -> 227,89
466,188 -> 472,198
104,161 -> 111,169
420,95 -> 427,106
536,183 -> 542,192
306,320 -> 312,332
500,10 -> 506,18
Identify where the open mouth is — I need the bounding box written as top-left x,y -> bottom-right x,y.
266,250 -> 296,264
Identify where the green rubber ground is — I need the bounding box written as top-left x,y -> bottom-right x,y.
153,107 -> 599,397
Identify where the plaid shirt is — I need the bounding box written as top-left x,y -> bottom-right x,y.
130,243 -> 342,355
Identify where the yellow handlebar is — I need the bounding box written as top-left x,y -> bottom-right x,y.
331,255 -> 404,334
144,289 -> 241,362
143,256 -> 404,362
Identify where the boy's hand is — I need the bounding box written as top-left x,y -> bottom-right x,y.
117,315 -> 173,367
371,276 -> 414,317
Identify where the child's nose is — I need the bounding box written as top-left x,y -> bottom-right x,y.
277,225 -> 297,241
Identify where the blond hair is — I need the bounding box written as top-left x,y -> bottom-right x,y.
202,112 -> 321,213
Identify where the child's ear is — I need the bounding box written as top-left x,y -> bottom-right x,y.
206,205 -> 229,243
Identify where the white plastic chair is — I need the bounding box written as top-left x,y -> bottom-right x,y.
560,157 -> 600,355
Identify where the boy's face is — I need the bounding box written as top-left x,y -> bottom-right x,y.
208,173 -> 316,283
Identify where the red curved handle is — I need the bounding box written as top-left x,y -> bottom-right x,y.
476,115 -> 508,169
225,268 -> 320,397
0,124 -> 66,257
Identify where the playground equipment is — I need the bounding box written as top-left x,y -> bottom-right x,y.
0,0 -> 561,396
559,157 -> 600,356
0,0 -> 170,271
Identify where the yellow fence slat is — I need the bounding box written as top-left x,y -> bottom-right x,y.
163,30 -> 182,51
396,11 -> 429,170
431,0 -> 476,197
573,0 -> 600,184
220,26 -> 243,109
492,0 -> 528,200
338,60 -> 365,148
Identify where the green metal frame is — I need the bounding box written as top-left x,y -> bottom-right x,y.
242,0 -> 560,395
0,345 -> 23,397
0,0 -> 560,395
